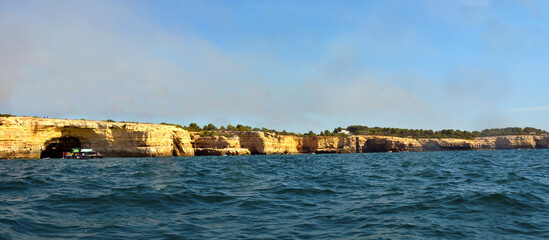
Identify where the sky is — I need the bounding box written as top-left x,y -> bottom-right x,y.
1,0 -> 549,133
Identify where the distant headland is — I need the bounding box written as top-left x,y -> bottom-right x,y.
1,114 -> 548,159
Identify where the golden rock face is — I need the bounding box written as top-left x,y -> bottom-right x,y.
239,131 -> 303,155
0,117 -> 194,159
2,117 -> 548,159
200,133 -> 549,155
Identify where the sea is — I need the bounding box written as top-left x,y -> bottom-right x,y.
1,150 -> 548,239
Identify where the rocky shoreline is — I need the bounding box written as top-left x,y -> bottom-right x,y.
1,117 -> 548,159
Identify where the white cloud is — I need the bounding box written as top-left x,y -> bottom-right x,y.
2,0 -> 547,132
0,0 -> 433,132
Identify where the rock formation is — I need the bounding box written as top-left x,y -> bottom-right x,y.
0,117 -> 194,159
239,131 -> 302,155
192,135 -> 250,156
365,136 -> 423,152
418,138 -> 483,151
535,136 -> 549,148
2,116 -> 549,159
493,136 -> 537,149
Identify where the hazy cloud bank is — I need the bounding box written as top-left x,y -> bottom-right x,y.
1,0 -> 548,132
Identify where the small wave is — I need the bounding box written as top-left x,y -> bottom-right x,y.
1,151 -> 548,239
270,187 -> 337,196
0,180 -> 29,191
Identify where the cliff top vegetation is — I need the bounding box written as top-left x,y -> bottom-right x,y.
162,121 -> 548,140
2,114 -> 547,139
345,125 -> 548,139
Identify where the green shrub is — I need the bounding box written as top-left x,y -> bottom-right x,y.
344,125 -> 548,139
200,130 -> 217,137
203,123 -> 218,131
186,123 -> 201,131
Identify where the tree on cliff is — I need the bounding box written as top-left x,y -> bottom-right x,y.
186,123 -> 201,131
479,127 -> 548,137
342,125 -> 546,139
320,130 -> 333,136
236,124 -> 252,131
203,123 -> 218,131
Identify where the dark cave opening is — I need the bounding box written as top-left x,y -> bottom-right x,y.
40,136 -> 82,158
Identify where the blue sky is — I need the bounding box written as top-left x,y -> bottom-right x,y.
1,0 -> 548,133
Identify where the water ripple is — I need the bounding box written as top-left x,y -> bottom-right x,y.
1,150 -> 548,239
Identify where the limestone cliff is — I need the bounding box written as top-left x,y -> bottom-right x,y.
239,131 -> 302,155
303,136 -> 369,153
192,135 -> 250,156
303,136 -> 344,153
492,135 -> 537,149
2,116 -> 549,159
194,147 -> 251,156
365,136 -> 423,152
535,136 -> 549,148
418,138 -> 483,151
209,134 -> 549,155
0,117 -> 194,159
193,135 -> 242,149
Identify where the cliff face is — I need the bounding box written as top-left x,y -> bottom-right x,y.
364,136 -> 423,152
535,136 -> 549,148
201,133 -> 549,155
192,135 -> 250,156
2,117 -> 548,159
492,136 -> 537,149
303,136 -> 345,153
303,136 -> 368,153
418,138 -> 483,151
0,117 -> 194,159
193,135 -> 241,149
239,132 -> 302,155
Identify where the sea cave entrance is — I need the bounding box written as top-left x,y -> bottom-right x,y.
40,136 -> 82,158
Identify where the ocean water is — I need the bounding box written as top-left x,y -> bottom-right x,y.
1,150 -> 548,239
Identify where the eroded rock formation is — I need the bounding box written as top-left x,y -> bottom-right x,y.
2,117 -> 549,159
0,117 -> 194,159
239,131 -> 302,155
418,138 -> 483,151
192,135 -> 250,156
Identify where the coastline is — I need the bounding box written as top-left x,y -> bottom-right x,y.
1,116 -> 548,159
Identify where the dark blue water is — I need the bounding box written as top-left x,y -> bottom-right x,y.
1,150 -> 548,239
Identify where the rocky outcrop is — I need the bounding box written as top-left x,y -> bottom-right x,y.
193,135 -> 242,149
234,134 -> 549,155
418,138 -> 483,151
492,135 -> 536,149
239,131 -> 302,155
365,136 -> 423,152
192,135 -> 250,156
535,136 -> 549,148
304,136 -> 347,153
0,117 -> 194,159
2,116 -> 549,159
194,148 -> 251,156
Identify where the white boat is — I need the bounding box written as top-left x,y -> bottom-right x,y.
62,148 -> 103,159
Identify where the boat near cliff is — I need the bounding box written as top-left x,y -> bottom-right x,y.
62,148 -> 103,159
